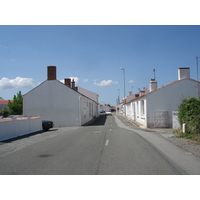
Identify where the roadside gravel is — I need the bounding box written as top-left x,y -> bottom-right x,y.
166,135 -> 200,157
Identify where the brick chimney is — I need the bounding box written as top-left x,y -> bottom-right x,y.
47,66 -> 56,80
178,68 -> 190,80
64,78 -> 71,87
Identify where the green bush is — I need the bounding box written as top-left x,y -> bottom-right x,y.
0,108 -> 9,118
178,97 -> 200,135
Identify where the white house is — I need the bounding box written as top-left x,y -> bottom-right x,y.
117,68 -> 200,128
23,66 -> 100,127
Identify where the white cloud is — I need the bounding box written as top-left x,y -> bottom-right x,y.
129,80 -> 135,83
94,80 -> 118,86
69,77 -> 79,84
83,79 -> 89,83
0,77 -> 36,90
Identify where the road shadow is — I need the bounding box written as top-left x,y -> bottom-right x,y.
89,115 -> 107,126
0,129 -> 59,143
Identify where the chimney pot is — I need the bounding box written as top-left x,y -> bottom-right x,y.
71,79 -> 75,90
47,66 -> 56,80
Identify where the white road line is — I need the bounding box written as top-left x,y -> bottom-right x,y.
105,140 -> 109,146
110,129 -> 112,131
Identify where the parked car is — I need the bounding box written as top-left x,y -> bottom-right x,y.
106,111 -> 112,115
42,120 -> 54,131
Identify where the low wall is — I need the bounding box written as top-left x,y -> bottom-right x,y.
0,117 -> 42,141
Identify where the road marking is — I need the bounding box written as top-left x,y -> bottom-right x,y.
105,140 -> 109,146
110,129 -> 112,131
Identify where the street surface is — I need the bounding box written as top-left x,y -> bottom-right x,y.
1,113 -> 200,175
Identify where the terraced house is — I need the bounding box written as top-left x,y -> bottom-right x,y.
117,68 -> 200,129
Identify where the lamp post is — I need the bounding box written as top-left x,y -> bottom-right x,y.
120,68 -> 126,116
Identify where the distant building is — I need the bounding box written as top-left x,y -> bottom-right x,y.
100,105 -> 111,113
23,66 -> 100,127
0,98 -> 13,110
117,68 -> 200,129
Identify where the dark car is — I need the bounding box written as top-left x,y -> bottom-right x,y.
42,120 -> 54,131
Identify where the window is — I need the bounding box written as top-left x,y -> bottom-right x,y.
136,101 -> 139,117
140,100 -> 145,116
89,102 -> 92,116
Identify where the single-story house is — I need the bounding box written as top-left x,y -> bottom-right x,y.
23,66 -> 100,127
117,68 -> 200,128
0,98 -> 13,110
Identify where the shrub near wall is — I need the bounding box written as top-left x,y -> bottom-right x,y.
178,97 -> 200,135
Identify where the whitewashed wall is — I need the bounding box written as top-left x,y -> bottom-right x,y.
126,97 -> 147,126
146,79 -> 199,128
24,80 -> 99,127
0,117 -> 42,141
80,96 -> 99,125
23,80 -> 81,127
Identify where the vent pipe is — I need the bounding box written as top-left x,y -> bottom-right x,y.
71,79 -> 75,90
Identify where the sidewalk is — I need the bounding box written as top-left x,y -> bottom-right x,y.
118,114 -> 200,158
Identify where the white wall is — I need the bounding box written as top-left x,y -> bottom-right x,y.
24,80 -> 100,127
80,96 -> 99,125
23,80 -> 81,127
126,97 -> 147,126
0,117 -> 42,141
146,79 -> 199,128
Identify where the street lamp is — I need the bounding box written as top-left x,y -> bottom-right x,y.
120,68 -> 126,116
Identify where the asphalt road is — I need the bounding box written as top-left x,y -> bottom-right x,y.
0,113 -> 200,175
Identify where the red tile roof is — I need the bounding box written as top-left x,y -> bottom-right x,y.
125,78 -> 200,104
0,100 -> 13,105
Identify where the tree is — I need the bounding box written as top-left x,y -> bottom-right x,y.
8,91 -> 23,115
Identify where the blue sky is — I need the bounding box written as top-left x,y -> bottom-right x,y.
1,25 -> 200,105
